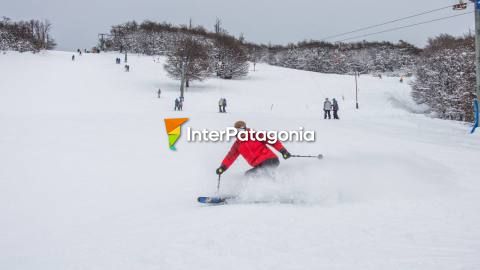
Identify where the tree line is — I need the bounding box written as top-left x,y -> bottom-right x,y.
103,20 -> 249,89
0,17 -> 56,51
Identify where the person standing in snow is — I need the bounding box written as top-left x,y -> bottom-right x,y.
323,98 -> 332,119
222,98 -> 227,113
332,98 -> 339,120
218,98 -> 224,113
215,121 -> 291,177
157,88 -> 161,98
72,54 -> 75,61
178,99 -> 183,111
174,98 -> 180,111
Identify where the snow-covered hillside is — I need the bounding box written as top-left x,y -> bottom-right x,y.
1,51 -> 479,270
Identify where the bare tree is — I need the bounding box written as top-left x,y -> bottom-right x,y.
164,37 -> 211,97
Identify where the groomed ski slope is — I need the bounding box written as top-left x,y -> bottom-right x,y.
1,51 -> 479,270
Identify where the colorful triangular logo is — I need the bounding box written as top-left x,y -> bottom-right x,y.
164,118 -> 189,150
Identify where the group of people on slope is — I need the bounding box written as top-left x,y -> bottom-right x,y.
71,48 -> 92,61
174,96 -> 184,111
323,98 -> 339,120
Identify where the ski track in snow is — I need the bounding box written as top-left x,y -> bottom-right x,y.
0,51 -> 479,270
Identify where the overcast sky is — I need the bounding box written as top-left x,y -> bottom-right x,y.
2,0 -> 475,51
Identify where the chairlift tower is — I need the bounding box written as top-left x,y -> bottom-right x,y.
98,33 -> 109,51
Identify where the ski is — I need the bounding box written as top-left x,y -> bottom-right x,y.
197,196 -> 304,205
197,196 -> 234,204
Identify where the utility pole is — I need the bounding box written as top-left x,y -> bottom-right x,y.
355,71 -> 359,109
473,0 -> 480,133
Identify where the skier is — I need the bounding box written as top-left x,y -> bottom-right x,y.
218,98 -> 223,113
178,98 -> 183,111
323,98 -> 332,119
124,65 -> 130,72
222,98 -> 227,113
332,98 -> 339,120
215,121 -> 292,177
174,98 -> 180,111
72,54 -> 75,61
400,76 -> 404,83
157,88 -> 161,98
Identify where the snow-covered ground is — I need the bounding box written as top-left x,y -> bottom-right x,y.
1,51 -> 479,270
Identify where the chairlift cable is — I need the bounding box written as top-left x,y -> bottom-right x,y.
336,11 -> 473,43
321,3 -> 468,41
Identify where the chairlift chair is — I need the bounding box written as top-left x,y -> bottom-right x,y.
453,0 -> 467,10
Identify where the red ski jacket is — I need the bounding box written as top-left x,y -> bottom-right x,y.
221,130 -> 286,170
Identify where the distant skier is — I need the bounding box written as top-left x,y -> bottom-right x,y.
400,76 -> 404,83
323,98 -> 332,119
71,55 -> 75,61
174,98 -> 180,111
218,98 -> 223,113
157,88 -> 161,98
124,65 -> 130,72
222,98 -> 227,113
215,121 -> 291,177
332,98 -> 339,120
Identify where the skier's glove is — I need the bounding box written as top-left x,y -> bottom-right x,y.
280,149 -> 291,160
216,165 -> 226,175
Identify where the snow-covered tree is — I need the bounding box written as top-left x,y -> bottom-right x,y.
213,34 -> 249,79
0,17 -> 55,51
412,34 -> 476,122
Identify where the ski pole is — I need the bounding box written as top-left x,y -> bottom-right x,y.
291,154 -> 323,159
216,174 -> 222,193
